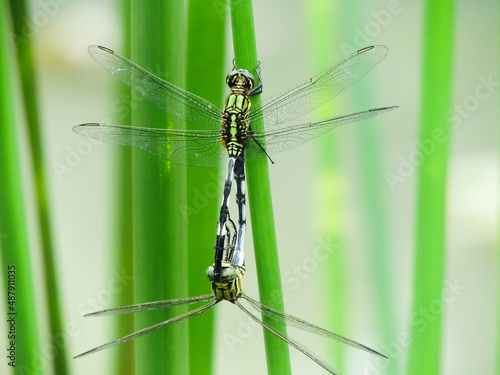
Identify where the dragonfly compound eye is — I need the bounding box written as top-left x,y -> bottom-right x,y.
206,265 -> 215,281
220,266 -> 237,282
226,69 -> 255,92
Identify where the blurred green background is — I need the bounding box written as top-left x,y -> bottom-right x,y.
0,0 -> 498,374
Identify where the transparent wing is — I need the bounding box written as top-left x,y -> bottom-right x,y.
73,123 -> 226,167
75,299 -> 218,358
84,294 -> 215,317
250,45 -> 389,129
242,294 -> 386,358
88,45 -> 223,129
236,300 -> 341,375
246,106 -> 397,158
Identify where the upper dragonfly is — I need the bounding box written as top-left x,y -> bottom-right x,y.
73,45 -> 397,165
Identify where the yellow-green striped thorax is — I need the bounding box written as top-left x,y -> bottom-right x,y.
221,69 -> 256,158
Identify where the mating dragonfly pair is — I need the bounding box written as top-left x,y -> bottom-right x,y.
74,44 -> 396,374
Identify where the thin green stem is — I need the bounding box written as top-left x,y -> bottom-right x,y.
112,0 -> 134,373
304,2 -> 348,371
406,2 -> 454,374
131,1 -> 188,373
7,1 -> 69,373
341,3 -> 398,374
0,2 -> 41,373
230,1 -> 292,374
497,4 -> 500,373
186,1 -> 226,374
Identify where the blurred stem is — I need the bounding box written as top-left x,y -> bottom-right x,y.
342,3 -> 398,374
7,1 -> 69,374
0,2 -> 41,373
406,2 -> 454,375
230,1 -> 292,374
497,4 -> 500,373
186,1 -> 226,374
304,1 -> 347,370
131,0 -> 188,374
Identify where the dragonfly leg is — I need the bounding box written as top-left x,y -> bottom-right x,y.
249,62 -> 263,96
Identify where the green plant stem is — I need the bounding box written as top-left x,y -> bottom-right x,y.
342,3 -> 398,374
0,2 -> 41,373
497,5 -> 500,374
7,2 -> 69,373
112,0 -> 134,373
229,1 -> 292,374
131,1 -> 188,374
498,3 -> 500,367
304,2 -> 347,370
186,1 -> 226,373
406,2 -> 454,374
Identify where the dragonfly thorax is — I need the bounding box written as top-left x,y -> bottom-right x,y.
221,91 -> 251,158
226,69 -> 255,94
206,262 -> 244,302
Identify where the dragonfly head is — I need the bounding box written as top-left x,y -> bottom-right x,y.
226,69 -> 255,94
206,262 -> 244,302
206,264 -> 236,282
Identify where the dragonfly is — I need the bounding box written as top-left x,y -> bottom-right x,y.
74,45 -> 396,279
74,45 -> 396,167
75,155 -> 387,374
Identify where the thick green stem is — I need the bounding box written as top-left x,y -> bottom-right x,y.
0,2 -> 41,373
7,1 -> 69,373
230,1 -> 292,374
406,2 -> 454,374
131,1 -> 188,373
186,1 -> 226,373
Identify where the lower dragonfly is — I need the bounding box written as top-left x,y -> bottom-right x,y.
75,155 -> 387,375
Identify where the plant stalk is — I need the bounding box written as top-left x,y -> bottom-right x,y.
0,2 -> 41,373
406,2 -> 455,374
230,1 -> 292,374
186,1 -> 226,373
131,0 -> 188,373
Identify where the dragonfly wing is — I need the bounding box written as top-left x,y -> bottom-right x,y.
236,300 -> 341,375
246,106 -> 397,158
75,300 -> 219,358
84,294 -> 215,317
242,294 -> 386,358
250,45 -> 389,129
73,123 -> 226,167
88,45 -> 223,129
